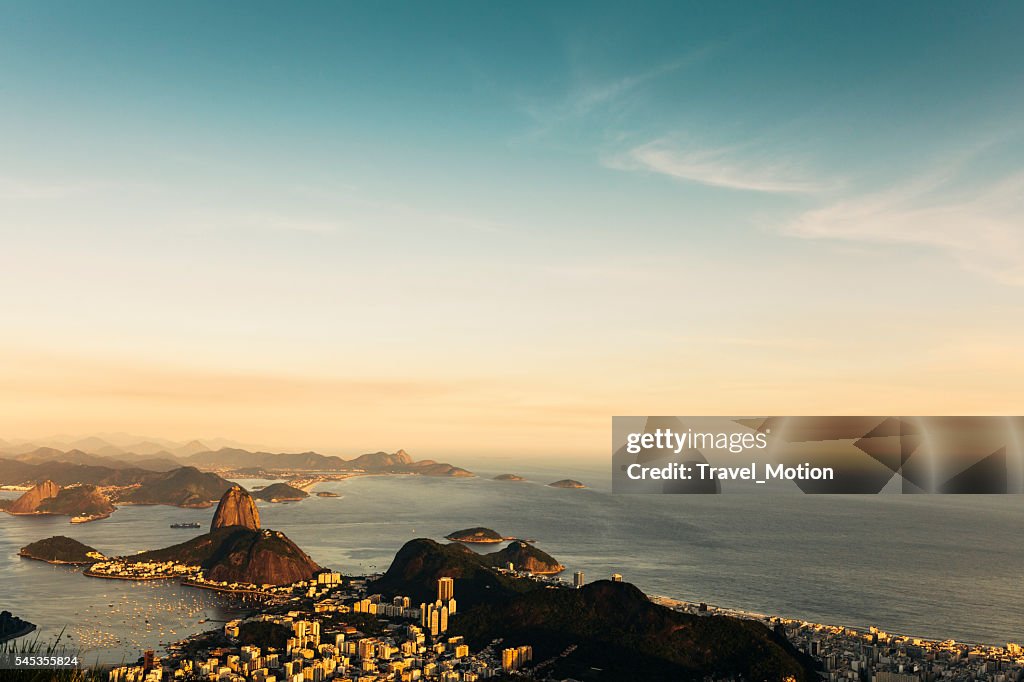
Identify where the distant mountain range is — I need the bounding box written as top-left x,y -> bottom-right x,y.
0,433 -> 257,457
0,439 -> 472,478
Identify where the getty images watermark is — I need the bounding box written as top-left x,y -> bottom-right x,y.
612,416 -> 1024,494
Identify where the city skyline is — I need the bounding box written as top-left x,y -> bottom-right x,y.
2,2 -> 1023,458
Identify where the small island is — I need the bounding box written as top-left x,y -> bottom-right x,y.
315,491 -> 339,498
19,536 -> 107,565
445,527 -> 511,544
548,479 -> 586,489
493,473 -> 525,481
252,482 -> 308,502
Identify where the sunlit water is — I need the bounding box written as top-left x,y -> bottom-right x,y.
2,464 -> 1022,664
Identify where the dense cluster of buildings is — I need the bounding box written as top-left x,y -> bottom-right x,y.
87,560 -> 199,581
654,597 -> 1024,682
782,622 -> 1024,682
107,575 -> 534,682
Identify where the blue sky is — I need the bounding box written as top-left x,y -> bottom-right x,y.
1,2 -> 1023,455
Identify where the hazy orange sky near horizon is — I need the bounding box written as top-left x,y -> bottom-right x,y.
3,4 -> 1023,459
3,327 -> 1023,459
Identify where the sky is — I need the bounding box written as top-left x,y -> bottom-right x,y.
1,2 -> 1023,459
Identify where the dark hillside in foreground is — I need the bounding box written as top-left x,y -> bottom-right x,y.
372,539 -> 816,681
452,580 -> 818,681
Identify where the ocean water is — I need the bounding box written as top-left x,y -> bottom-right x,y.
1,466 -> 1022,664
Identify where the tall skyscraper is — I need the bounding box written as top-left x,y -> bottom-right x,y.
573,571 -> 585,588
438,576 -> 454,601
422,578 -> 457,636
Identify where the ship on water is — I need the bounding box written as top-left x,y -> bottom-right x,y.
169,522 -> 201,529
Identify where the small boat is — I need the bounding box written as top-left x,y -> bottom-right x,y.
170,522 -> 201,529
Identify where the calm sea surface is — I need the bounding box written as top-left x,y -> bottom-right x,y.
1,462 -> 1022,664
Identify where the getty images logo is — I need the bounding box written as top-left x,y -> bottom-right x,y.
625,428 -> 769,455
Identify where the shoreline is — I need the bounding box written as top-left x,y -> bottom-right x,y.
83,570 -> 183,581
648,594 -> 1019,652
3,509 -> 113,523
179,579 -> 277,598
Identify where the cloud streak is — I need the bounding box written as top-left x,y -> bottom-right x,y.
608,139 -> 830,193
516,49 -> 714,139
783,165 -> 1024,285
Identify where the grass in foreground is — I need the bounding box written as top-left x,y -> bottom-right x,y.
0,629 -> 108,682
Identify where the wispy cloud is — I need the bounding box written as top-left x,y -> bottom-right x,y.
607,138 -> 831,194
516,49 -> 713,139
783,164 -> 1024,285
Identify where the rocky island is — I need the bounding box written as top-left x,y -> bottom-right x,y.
548,478 -> 586,488
252,482 -> 308,502
19,536 -> 106,564
445,527 -> 510,543
493,473 -> 525,481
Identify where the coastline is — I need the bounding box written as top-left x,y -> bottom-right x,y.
4,509 -> 112,523
180,579 -> 277,598
83,570 -> 182,581
649,595 -> 1021,652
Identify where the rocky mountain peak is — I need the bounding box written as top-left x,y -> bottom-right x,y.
210,485 -> 261,532
9,480 -> 61,514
